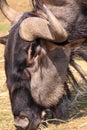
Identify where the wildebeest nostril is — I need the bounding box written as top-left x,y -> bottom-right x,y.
14,116 -> 29,130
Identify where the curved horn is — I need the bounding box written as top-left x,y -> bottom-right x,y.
19,5 -> 68,42
0,0 -> 23,22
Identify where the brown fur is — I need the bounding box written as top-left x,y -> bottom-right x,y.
25,41 -> 71,107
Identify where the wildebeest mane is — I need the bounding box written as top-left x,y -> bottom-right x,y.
65,42 -> 87,93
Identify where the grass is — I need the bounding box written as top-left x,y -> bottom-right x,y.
0,0 -> 87,130
0,24 -> 10,33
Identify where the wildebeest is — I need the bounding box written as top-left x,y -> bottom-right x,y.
0,0 -> 87,130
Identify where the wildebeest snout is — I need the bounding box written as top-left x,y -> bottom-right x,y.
14,116 -> 29,130
14,110 -> 41,130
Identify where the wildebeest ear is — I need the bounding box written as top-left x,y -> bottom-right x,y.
0,35 -> 8,45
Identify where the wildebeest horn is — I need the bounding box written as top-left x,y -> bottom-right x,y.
0,0 -> 23,22
19,5 -> 68,42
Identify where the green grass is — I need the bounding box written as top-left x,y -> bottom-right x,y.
0,24 -> 10,33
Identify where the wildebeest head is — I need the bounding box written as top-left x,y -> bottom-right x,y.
0,0 -> 69,129
0,0 -> 87,130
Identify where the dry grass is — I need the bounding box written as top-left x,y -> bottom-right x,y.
0,1 -> 87,130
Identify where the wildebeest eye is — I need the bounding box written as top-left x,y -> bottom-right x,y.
23,44 -> 30,52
